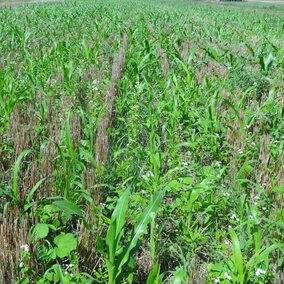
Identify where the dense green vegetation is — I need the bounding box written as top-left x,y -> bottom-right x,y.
0,0 -> 283,283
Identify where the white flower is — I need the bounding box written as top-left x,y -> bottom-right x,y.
19,262 -> 24,268
214,277 -> 221,283
20,244 -> 29,252
262,206 -> 267,211
222,191 -> 230,197
224,272 -> 232,280
215,161 -> 222,167
99,202 -> 106,207
255,268 -> 266,276
231,214 -> 237,219
237,149 -> 243,154
224,240 -> 229,245
70,273 -> 74,277
251,142 -> 256,146
207,181 -> 213,185
245,125 -> 251,129
248,131 -> 252,135
147,171 -> 154,178
141,190 -> 146,194
182,161 -> 188,167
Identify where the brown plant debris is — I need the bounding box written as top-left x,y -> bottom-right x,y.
95,33 -> 128,167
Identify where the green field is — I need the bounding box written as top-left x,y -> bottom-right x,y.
0,0 -> 283,283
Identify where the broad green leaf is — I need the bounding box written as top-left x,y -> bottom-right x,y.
116,191 -> 164,280
32,223 -> 49,242
53,200 -> 83,218
229,229 -> 244,283
247,244 -> 280,269
54,233 -> 77,258
146,262 -> 161,284
170,269 -> 187,284
106,188 -> 130,283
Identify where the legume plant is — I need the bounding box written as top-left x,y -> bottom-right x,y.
0,0 -> 283,283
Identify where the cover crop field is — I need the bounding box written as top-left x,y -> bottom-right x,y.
0,0 -> 283,283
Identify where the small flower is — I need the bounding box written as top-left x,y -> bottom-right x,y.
19,262 -> 24,268
141,190 -> 146,195
68,264 -> 74,268
207,181 -> 213,185
248,131 -> 252,135
255,268 -> 266,276
147,171 -> 154,178
237,149 -> 243,154
251,142 -> 256,146
70,273 -> 74,277
231,214 -> 237,220
20,244 -> 29,252
262,206 -> 267,211
182,161 -> 188,167
64,271 -> 68,275
224,272 -> 232,280
215,161 -> 222,167
214,277 -> 221,283
99,202 -> 106,208
224,240 -> 229,245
